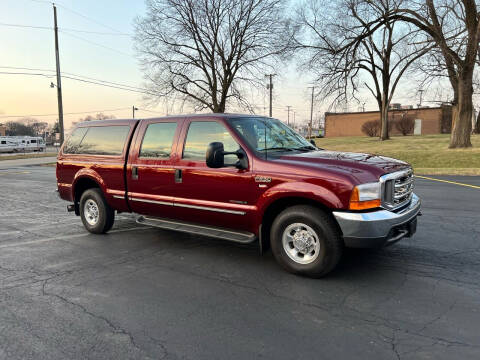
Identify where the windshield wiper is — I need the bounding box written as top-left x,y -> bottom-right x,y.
292,145 -> 317,151
262,147 -> 294,152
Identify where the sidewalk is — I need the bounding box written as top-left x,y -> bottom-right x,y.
0,156 -> 57,169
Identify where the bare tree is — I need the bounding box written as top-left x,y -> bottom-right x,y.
296,0 -> 431,140
135,0 -> 293,113
395,112 -> 416,135
79,113 -> 116,122
390,0 -> 480,148
362,120 -> 381,137
6,118 -> 49,136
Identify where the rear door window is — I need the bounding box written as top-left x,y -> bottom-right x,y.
139,122 -> 177,158
78,126 -> 130,155
63,127 -> 88,154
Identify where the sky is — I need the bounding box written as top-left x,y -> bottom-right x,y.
0,0 -> 421,131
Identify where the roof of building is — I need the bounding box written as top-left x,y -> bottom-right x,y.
325,106 -> 449,117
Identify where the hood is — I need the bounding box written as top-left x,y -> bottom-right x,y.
274,150 -> 410,182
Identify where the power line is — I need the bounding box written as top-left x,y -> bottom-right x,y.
61,75 -> 157,96
61,28 -> 131,36
0,71 -> 54,78
0,107 -> 131,119
26,0 -> 55,4
0,22 -> 51,30
0,71 -> 157,96
55,3 -> 126,35
0,66 -> 146,92
23,0 -> 126,35
59,31 -> 132,57
136,108 -> 164,114
0,66 -> 55,72
0,22 -> 131,36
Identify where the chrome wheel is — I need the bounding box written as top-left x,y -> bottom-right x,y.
282,223 -> 321,264
84,199 -> 99,226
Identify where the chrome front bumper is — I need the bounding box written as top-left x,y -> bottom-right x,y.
333,193 -> 421,248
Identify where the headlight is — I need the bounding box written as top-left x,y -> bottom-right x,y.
349,182 -> 381,210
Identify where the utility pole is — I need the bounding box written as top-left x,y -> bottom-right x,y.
418,89 -> 424,108
293,111 -> 296,128
286,106 -> 292,125
308,86 -> 315,138
132,106 -> 138,119
265,74 -> 276,117
53,4 -> 64,145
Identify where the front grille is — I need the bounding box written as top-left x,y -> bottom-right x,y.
381,169 -> 414,210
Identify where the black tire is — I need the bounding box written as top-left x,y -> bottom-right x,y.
79,188 -> 115,234
270,205 -> 343,278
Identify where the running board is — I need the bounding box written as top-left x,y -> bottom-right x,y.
136,216 -> 256,244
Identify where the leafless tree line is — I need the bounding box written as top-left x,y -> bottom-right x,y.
135,0 -> 479,148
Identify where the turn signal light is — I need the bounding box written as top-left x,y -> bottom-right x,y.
349,186 -> 381,210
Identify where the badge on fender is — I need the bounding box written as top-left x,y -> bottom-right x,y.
255,176 -> 272,183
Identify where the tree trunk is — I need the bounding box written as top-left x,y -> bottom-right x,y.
449,74 -> 473,148
380,101 -> 389,141
212,103 -> 226,113
475,110 -> 480,134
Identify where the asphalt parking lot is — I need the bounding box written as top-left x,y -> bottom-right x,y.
0,166 -> 479,359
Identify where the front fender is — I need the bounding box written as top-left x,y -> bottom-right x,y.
257,181 -> 346,217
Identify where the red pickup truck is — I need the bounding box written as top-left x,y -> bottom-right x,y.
57,114 -> 420,277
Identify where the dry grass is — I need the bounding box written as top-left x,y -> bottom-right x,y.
315,134 -> 480,176
0,152 -> 57,161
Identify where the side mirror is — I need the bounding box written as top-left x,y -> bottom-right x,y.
206,142 -> 225,168
310,139 -> 316,147
206,142 -> 249,170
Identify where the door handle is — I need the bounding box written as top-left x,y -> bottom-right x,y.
132,166 -> 138,180
175,169 -> 182,183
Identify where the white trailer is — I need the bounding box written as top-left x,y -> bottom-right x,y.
0,136 -> 46,153
0,137 -> 19,153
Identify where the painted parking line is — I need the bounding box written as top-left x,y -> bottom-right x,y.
0,226 -> 152,249
415,175 -> 480,189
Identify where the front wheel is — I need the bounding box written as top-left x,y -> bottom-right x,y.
270,205 -> 343,278
79,188 -> 115,234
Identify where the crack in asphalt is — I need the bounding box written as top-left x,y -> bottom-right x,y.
40,278 -> 169,360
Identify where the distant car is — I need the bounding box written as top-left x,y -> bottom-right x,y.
56,114 -> 420,277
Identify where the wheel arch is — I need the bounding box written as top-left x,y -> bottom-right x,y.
72,174 -> 105,215
259,196 -> 342,253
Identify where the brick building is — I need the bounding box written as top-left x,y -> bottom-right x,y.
324,105 -> 452,137
0,125 -> 6,136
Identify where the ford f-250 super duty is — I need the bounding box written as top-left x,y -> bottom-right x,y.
56,114 -> 421,277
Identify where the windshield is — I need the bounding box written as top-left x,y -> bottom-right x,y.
227,117 -> 315,155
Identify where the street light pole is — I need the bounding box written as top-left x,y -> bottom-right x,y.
308,86 -> 315,138
265,74 -> 276,117
53,4 -> 64,145
132,106 -> 138,119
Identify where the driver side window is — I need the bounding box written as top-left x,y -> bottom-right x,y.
183,121 -> 239,163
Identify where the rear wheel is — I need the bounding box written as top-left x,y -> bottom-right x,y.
270,205 -> 343,278
79,188 -> 115,234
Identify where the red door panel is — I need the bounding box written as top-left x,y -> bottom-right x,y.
126,118 -> 185,217
171,118 -> 260,233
